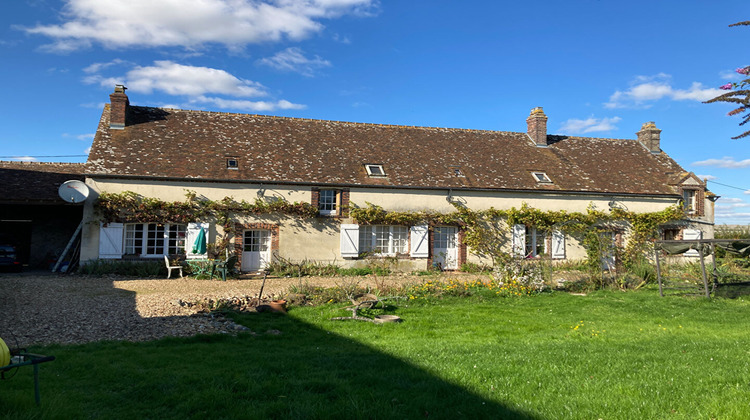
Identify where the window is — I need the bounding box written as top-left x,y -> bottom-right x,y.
318,190 -> 337,216
525,226 -> 547,257
124,223 -> 185,257
359,225 -> 408,255
243,230 -> 270,252
532,172 -> 552,183
452,168 -> 465,177
226,157 -> 238,169
365,164 -> 386,177
662,228 -> 680,241
683,189 -> 696,213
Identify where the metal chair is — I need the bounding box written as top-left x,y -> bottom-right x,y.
211,255 -> 238,281
164,255 -> 183,278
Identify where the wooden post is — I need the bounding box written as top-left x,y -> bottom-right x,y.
710,243 -> 719,293
654,244 -> 664,297
698,244 -> 710,298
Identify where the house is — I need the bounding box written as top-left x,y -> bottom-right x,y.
0,161 -> 85,269
79,86 -> 714,271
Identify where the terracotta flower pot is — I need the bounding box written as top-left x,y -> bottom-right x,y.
268,299 -> 287,313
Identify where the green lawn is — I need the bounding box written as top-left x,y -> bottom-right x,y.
2,289 -> 750,419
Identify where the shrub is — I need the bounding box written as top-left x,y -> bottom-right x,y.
266,258 -> 340,277
459,262 -> 492,273
78,259 -> 164,277
626,258 -> 657,284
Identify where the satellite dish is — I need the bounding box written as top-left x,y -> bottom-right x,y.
58,180 -> 89,204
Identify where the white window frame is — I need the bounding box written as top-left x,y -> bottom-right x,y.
532,172 -> 552,183
365,164 -> 386,177
359,225 -> 408,255
318,190 -> 337,216
243,230 -> 270,253
525,226 -> 547,258
226,157 -> 239,169
123,223 -> 186,257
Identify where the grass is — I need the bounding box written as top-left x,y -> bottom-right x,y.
2,289 -> 750,419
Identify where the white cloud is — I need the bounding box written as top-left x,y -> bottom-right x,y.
559,116 -> 621,135
86,60 -> 267,98
84,146 -> 91,155
717,202 -> 750,209
15,156 -> 38,162
191,96 -> 306,112
695,174 -> 717,181
720,69 -> 746,81
63,133 -> 95,141
80,102 -> 107,109
258,47 -> 331,76
715,198 -> 750,222
605,74 -> 724,109
83,59 -> 128,74
23,0 -> 377,52
84,60 -> 306,112
692,157 -> 750,169
332,33 -> 351,44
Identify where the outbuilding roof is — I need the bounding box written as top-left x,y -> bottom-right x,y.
0,161 -> 85,203
86,100 -> 690,197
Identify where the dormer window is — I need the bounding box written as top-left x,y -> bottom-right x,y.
226,158 -> 239,169
532,172 -> 552,183
365,164 -> 386,177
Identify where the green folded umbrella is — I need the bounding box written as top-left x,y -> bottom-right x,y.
192,228 -> 207,254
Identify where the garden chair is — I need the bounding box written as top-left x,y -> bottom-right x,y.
211,255 -> 238,281
164,255 -> 183,279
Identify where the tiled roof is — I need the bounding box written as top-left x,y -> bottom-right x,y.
0,161 -> 85,203
86,105 -> 688,197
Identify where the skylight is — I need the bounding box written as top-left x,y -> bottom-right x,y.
532,172 -> 552,183
226,158 -> 239,169
365,164 -> 385,177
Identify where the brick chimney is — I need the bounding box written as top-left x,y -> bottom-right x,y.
636,121 -> 661,154
526,107 -> 548,147
109,85 -> 129,130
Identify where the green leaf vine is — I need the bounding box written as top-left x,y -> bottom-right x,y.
95,190 -> 318,224
349,201 -> 684,266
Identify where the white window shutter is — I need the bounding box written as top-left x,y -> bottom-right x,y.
99,222 -> 124,259
683,229 -> 702,257
186,223 -> 209,259
340,224 -> 360,258
410,225 -> 429,258
512,224 -> 526,258
551,229 -> 565,260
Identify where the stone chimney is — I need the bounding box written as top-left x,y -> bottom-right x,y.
636,121 -> 661,154
109,85 -> 129,130
526,107 -> 548,147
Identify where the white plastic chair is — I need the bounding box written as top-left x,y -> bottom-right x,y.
164,255 -> 183,278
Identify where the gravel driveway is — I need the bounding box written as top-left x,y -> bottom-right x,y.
0,271 -> 483,347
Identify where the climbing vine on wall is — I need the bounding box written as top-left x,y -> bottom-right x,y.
95,190 -> 318,255
95,190 -> 318,223
95,192 -> 684,266
349,201 -> 684,267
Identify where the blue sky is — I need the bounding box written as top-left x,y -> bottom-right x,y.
1,0 -> 749,224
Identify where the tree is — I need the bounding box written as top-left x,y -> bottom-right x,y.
705,21 -> 750,139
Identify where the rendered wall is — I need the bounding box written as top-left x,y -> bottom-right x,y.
80,177 -> 695,270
